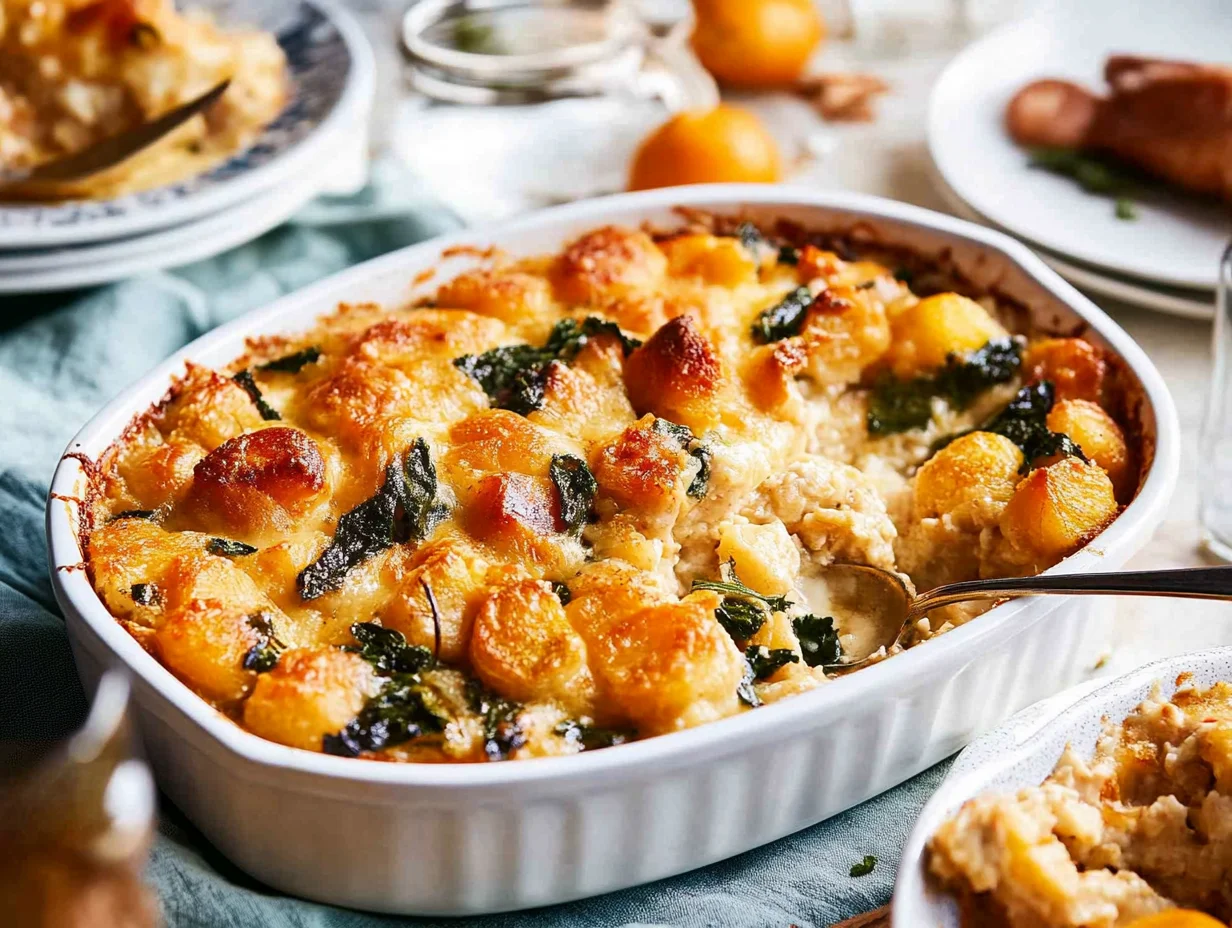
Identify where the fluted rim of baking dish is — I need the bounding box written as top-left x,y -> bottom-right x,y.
46,185 -> 1181,793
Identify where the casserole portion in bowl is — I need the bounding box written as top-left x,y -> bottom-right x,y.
80,216 -> 1142,764
0,0 -> 287,199
928,678 -> 1232,928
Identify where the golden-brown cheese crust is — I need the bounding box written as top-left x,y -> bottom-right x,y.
84,224 -> 1139,762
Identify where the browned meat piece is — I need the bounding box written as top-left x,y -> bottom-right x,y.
1006,55 -> 1232,201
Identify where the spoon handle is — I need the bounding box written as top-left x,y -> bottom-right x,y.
911,565 -> 1232,616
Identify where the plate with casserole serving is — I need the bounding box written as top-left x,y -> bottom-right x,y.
0,0 -> 371,248
895,647 -> 1232,928
48,185 -> 1178,915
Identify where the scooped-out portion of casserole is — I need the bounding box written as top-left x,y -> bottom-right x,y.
0,0 -> 286,199
928,679 -> 1232,928
80,218 -> 1141,762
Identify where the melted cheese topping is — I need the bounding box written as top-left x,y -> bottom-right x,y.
0,0 -> 286,199
85,224 -> 1133,762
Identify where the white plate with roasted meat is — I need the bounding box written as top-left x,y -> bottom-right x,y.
928,0 -> 1232,292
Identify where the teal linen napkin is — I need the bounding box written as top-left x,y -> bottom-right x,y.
0,170 -> 948,927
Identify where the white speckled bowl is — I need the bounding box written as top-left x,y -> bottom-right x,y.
893,647 -> 1232,927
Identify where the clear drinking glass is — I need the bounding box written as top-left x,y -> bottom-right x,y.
1200,241 -> 1232,560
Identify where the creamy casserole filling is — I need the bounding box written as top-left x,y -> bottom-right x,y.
929,680 -> 1232,928
81,219 -> 1138,762
0,0 -> 286,199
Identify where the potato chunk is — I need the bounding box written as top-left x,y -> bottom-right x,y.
1000,458 -> 1118,564
1046,399 -> 1132,501
445,409 -> 575,479
913,431 -> 1025,520
154,600 -> 266,705
660,234 -> 758,287
243,648 -> 379,752
623,314 -> 723,433
798,287 -> 891,385
591,415 -> 690,517
436,268 -> 554,324
883,293 -> 1007,379
462,472 -> 569,564
1024,337 -> 1106,403
551,226 -> 667,306
585,593 -> 744,733
470,579 -> 595,715
716,520 -> 800,596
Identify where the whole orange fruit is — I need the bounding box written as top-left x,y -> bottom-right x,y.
628,105 -> 782,191
691,0 -> 825,89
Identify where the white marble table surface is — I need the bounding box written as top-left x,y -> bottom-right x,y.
356,1 -> 1230,672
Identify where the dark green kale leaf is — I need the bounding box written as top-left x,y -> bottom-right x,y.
746,645 -> 799,680
207,537 -> 258,557
554,719 -> 633,751
108,509 -> 157,522
850,855 -> 877,877
454,317 -> 641,415
130,583 -> 160,606
297,439 -> 449,600
715,598 -> 768,641
551,581 -> 572,605
550,454 -> 598,537
257,346 -> 322,373
1028,147 -> 1127,195
777,245 -> 800,265
346,622 -> 434,676
793,614 -> 842,668
866,337 -> 1023,436
231,369 -> 281,421
981,381 -> 1088,473
650,417 -> 711,499
322,674 -> 451,757
751,286 -> 815,344
737,659 -> 761,707
241,612 -> 285,673
482,696 -> 527,761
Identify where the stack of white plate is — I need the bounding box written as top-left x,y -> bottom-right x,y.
0,0 -> 373,295
926,0 -> 1229,319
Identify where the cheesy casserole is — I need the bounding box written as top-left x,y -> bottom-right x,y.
0,0 -> 286,199
82,219 -> 1138,763
929,680 -> 1232,928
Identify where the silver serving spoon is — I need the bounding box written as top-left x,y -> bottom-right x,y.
0,79 -> 230,188
822,563 -> 1232,671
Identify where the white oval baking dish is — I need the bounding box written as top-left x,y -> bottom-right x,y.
47,185 -> 1180,916
892,646 -> 1232,928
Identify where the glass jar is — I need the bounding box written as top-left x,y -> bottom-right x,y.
395,0 -> 717,223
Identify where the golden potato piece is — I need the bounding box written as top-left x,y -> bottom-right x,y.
445,409 -> 568,479
586,593 -> 744,733
716,520 -> 800,597
462,472 -> 566,562
1046,398 -> 1133,501
435,268 -> 554,324
1000,458 -> 1118,564
551,226 -> 667,306
623,314 -> 723,433
470,579 -> 595,715
913,431 -> 1025,520
798,287 -> 891,385
243,648 -> 379,752
154,600 -> 269,705
660,234 -> 758,287
591,415 -> 690,516
160,364 -> 266,452
1024,337 -> 1107,404
115,436 -> 205,510
883,293 -> 1007,379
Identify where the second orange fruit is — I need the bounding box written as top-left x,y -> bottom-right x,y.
628,104 -> 781,190
691,0 -> 825,89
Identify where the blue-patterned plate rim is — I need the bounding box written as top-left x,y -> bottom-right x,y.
0,0 -> 373,249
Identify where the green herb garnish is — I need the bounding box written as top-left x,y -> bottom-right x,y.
751,286 -> 815,344
691,568 -> 794,615
241,612 -> 285,674
737,660 -> 761,707
455,317 -> 641,416
793,614 -> 841,668
650,417 -> 712,499
258,346 -> 321,373
297,438 -> 449,600
550,454 -> 597,537
777,245 -> 800,265
323,674 -> 450,757
554,719 -> 632,751
715,598 -> 768,640
850,855 -> 877,877
207,537 -> 258,557
231,369 -> 281,421
746,645 -> 799,680
130,582 -> 160,606
346,622 -> 434,676
867,337 -> 1023,436
979,380 -> 1088,472
1028,147 -> 1128,195
1115,197 -> 1137,220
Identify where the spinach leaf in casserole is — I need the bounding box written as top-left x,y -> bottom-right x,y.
454,316 -> 641,415
751,286 -> 815,343
257,346 -> 322,373
242,612 -> 285,674
693,566 -> 794,644
231,369 -> 281,421
323,674 -> 451,757
554,719 -> 633,751
793,614 -> 842,668
650,417 -> 712,499
297,438 -> 449,600
976,380 -> 1088,473
746,645 -> 799,680
346,622 -> 434,676
867,337 -> 1023,435
550,454 -> 598,537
